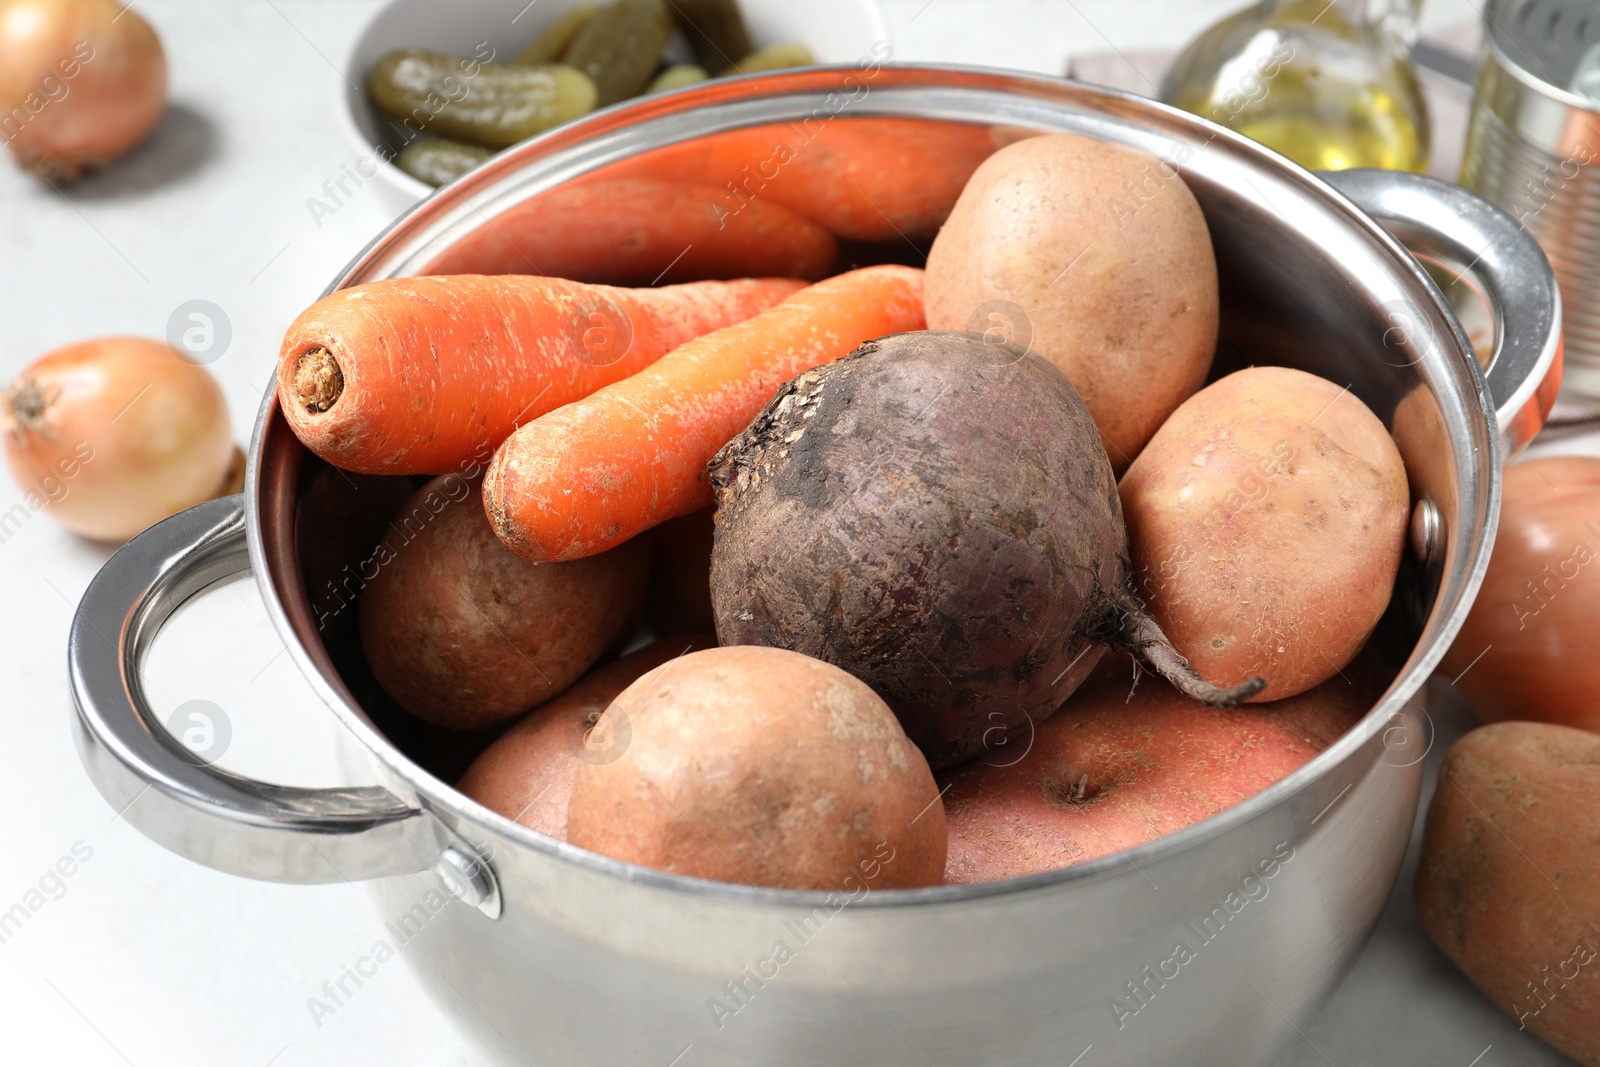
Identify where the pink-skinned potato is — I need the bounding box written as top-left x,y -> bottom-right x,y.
941,653 -> 1378,884
1415,722 -> 1600,1066
457,634 -> 715,839
1119,366 -> 1408,701
359,475 -> 649,729
567,646 -> 947,889
924,132 -> 1218,471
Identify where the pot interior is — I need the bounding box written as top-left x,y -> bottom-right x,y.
251,68 -> 1494,794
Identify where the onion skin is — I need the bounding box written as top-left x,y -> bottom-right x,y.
0,0 -> 168,180
1,337 -> 233,542
1442,457 -> 1600,733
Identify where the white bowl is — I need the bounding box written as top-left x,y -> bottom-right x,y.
336,0 -> 893,208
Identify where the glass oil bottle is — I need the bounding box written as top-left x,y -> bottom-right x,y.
1159,0 -> 1431,172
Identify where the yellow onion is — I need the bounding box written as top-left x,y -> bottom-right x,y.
0,0 -> 167,180
1,337 -> 234,542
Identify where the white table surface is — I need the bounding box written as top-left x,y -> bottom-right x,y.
0,1 -> 1584,1064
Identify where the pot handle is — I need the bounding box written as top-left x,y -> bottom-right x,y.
1317,168 -> 1563,450
68,496 -> 499,915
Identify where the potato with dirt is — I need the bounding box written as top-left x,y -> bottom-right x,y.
1119,365 -> 1408,702
710,331 -> 1260,771
566,646 -> 947,889
1415,722 -> 1600,1066
359,475 -> 649,729
942,653 -> 1380,883
458,634 -> 714,838
923,132 -> 1219,471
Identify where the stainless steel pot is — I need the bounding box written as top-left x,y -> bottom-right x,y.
70,67 -> 1558,1066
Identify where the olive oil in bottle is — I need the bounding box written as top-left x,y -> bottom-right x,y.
1159,0 -> 1430,173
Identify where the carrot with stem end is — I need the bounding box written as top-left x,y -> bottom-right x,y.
276,274 -> 806,475
483,264 -> 926,562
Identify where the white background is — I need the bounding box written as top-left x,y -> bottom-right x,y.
0,1 -> 1582,1064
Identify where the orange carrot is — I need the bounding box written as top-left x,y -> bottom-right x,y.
483,265 -> 926,562
704,119 -> 1000,242
276,274 -> 806,475
421,178 -> 838,284
582,120 -> 1001,243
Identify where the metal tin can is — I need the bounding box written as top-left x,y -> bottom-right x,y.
1461,0 -> 1600,398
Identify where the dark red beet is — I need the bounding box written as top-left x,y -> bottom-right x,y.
708,331 -> 1261,769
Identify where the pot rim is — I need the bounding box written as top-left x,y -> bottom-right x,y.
247,62 -> 1501,909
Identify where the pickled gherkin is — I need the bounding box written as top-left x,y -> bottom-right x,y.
562,0 -> 675,106
367,50 -> 598,148
733,42 -> 815,75
647,64 -> 708,93
516,4 -> 598,65
396,137 -> 493,186
669,0 -> 752,73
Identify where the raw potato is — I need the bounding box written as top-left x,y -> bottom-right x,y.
942,654 -> 1378,883
297,467 -> 418,635
1119,366 -> 1408,701
458,634 -> 714,838
924,132 -> 1218,470
1415,722 -> 1600,1066
710,332 -> 1261,771
359,475 -> 648,729
566,646 -> 947,889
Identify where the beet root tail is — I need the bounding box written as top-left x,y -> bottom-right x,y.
1102,593 -> 1266,706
